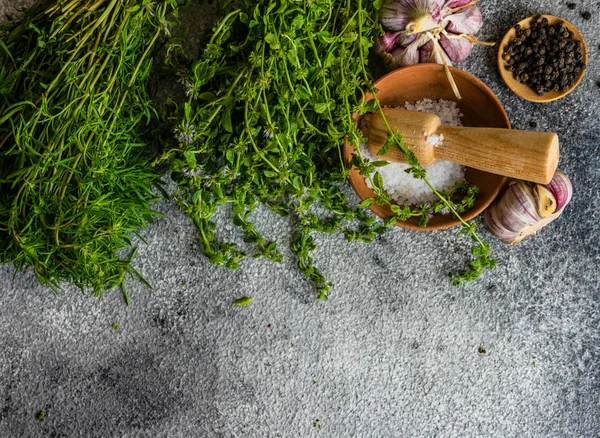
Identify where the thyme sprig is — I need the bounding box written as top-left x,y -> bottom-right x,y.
164,0 -> 494,298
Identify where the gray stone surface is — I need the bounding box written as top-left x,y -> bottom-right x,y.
0,0 -> 599,437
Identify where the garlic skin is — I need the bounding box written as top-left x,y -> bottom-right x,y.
484,171 -> 573,244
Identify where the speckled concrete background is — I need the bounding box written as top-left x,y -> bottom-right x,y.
0,1 -> 599,437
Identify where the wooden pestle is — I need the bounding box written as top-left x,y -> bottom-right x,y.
367,108 -> 559,184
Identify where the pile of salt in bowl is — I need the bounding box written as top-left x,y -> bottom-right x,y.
360,99 -> 465,206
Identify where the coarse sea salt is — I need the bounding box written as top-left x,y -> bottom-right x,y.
361,99 -> 464,206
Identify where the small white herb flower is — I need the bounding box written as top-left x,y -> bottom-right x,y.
178,77 -> 197,99
263,128 -> 274,139
174,123 -> 196,144
182,167 -> 203,178
162,22 -> 171,37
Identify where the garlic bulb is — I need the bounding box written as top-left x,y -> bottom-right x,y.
484,171 -> 572,244
377,0 -> 494,98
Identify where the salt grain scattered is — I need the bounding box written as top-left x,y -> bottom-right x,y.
426,133 -> 444,147
360,99 -> 465,206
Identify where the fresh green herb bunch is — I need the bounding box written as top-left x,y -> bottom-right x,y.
163,0 -> 494,298
0,0 -> 176,297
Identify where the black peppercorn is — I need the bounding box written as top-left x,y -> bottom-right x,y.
581,11 -> 591,20
503,16 -> 586,96
567,2 -> 576,9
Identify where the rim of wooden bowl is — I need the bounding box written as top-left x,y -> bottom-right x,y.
343,64 -> 510,232
497,15 -> 588,103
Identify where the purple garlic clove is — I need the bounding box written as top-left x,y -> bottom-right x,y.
544,170 -> 573,212
379,31 -> 404,52
438,32 -> 474,63
443,3 -> 483,35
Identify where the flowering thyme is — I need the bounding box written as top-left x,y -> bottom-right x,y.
174,123 -> 196,144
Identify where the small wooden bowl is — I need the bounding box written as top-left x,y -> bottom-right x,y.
497,15 -> 588,103
343,64 -> 509,231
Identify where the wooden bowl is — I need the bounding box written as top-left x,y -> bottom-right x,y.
343,64 -> 509,231
497,15 -> 588,103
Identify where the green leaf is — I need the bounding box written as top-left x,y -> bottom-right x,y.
373,172 -> 384,191
317,31 -> 335,44
364,99 -> 378,113
221,109 -> 233,132
0,40 -> 15,65
226,148 -> 235,164
295,86 -> 310,101
198,92 -> 216,101
264,33 -> 279,49
314,103 -> 329,114
371,161 -> 389,167
287,48 -> 299,66
384,216 -> 397,227
184,102 -> 191,121
291,15 -> 304,29
232,296 -> 253,307
359,198 -> 375,208
324,51 -> 336,68
377,139 -> 391,156
192,190 -> 202,205
184,150 -> 196,167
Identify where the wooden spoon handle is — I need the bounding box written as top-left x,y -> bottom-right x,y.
436,126 -> 559,184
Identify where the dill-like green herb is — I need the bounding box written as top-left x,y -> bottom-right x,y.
0,0 -> 177,295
